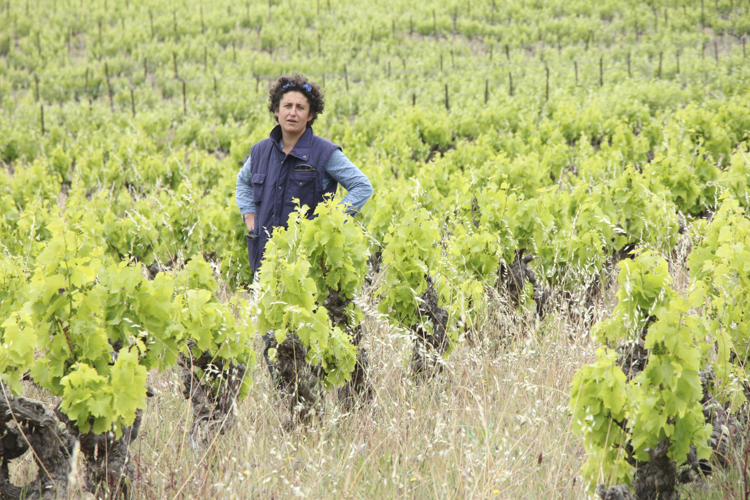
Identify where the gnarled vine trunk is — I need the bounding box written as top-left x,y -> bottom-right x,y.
178,346 -> 247,454
338,324 -> 371,410
264,285 -> 371,425
632,439 -> 678,500
595,362 -> 743,499
0,395 -> 78,500
410,277 -> 449,378
498,249 -> 550,317
324,287 -> 372,409
57,408 -> 142,499
264,332 -> 324,428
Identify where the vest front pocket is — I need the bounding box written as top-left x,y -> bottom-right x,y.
252,173 -> 266,207
285,171 -> 317,213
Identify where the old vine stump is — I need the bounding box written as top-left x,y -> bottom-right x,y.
633,439 -> 678,500
410,277 -> 449,378
498,249 -> 550,317
265,332 -> 324,427
323,287 -> 372,409
178,346 -> 247,454
0,395 -> 78,500
57,408 -> 141,499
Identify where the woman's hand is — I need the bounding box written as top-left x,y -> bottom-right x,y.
244,213 -> 255,232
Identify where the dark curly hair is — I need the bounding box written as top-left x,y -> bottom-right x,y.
268,74 -> 325,126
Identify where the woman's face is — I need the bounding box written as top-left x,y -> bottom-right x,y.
274,91 -> 313,136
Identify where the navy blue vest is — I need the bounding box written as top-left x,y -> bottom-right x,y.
246,125 -> 340,272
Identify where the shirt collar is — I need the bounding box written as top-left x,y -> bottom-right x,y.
270,125 -> 314,162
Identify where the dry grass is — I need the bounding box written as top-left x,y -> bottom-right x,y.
13,255 -> 738,499
8,277 -> 621,499
114,287 -> 604,500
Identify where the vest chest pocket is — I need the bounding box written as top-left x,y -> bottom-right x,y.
252,173 -> 266,205
285,165 -> 317,211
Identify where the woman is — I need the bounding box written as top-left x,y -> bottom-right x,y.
236,73 -> 373,275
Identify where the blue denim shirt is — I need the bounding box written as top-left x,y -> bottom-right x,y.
236,143 -> 372,216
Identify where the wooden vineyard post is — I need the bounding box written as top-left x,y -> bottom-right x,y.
485,79 -> 489,104
574,61 -> 579,86
545,66 -> 549,101
344,64 -> 349,90
203,47 -> 207,71
182,79 -> 186,115
627,52 -> 632,78
701,0 -> 705,29
658,51 -> 662,78
40,104 -> 44,135
130,88 -> 135,117
676,50 -> 680,74
173,51 -> 178,79
213,76 -> 217,96
412,93 -> 416,106
489,44 -> 493,61
440,53 -> 443,71
505,44 -> 510,61
143,57 -> 147,78
33,32 -> 41,61
34,73 -> 39,100
444,84 -> 449,112
599,57 -> 603,86
104,62 -> 114,112
297,36 -> 300,52
508,71 -> 513,96
98,20 -> 102,46
387,60 -> 391,78
255,76 -> 259,93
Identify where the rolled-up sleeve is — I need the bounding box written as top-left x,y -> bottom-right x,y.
236,154 -> 255,216
324,150 -> 373,215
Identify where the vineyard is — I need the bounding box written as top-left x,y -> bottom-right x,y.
1,0 -> 750,497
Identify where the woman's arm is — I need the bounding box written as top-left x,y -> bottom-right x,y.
236,155 -> 256,231
324,150 -> 373,215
